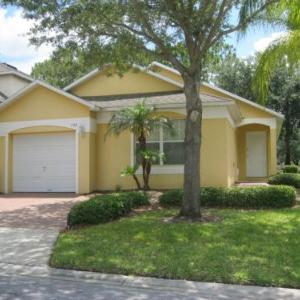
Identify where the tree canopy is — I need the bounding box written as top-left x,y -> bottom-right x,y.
211,53 -> 257,101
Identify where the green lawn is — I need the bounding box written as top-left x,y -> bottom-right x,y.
51,208 -> 300,288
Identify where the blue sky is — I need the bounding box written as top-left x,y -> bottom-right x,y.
0,5 -> 285,73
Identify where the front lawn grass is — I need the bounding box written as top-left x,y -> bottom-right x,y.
51,208 -> 300,288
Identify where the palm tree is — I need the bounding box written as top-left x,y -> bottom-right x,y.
107,101 -> 173,190
253,0 -> 300,103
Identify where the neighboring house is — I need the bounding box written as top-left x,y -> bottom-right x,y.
0,62 -> 283,194
0,63 -> 33,101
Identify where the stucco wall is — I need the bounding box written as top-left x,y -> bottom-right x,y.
0,86 -> 90,122
226,122 -> 238,186
71,68 -> 181,97
0,137 -> 4,193
95,118 -> 233,191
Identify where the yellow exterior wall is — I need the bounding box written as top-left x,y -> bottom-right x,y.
226,122 -> 238,186
237,124 -> 276,181
96,118 -> 233,190
71,68 -> 181,97
0,137 -> 4,193
269,129 -> 278,176
151,67 -> 183,84
0,86 -> 90,122
78,132 -> 96,194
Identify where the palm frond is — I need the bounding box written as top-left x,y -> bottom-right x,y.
106,99 -> 174,139
253,29 -> 300,103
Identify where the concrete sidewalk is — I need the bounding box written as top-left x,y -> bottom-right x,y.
0,261 -> 299,299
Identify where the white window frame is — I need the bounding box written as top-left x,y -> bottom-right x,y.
132,120 -> 185,174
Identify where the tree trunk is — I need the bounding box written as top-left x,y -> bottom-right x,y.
180,75 -> 202,219
284,123 -> 292,165
132,174 -> 142,190
138,134 -> 150,190
284,101 -> 292,165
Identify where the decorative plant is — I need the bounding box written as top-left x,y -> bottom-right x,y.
107,101 -> 173,190
121,165 -> 141,190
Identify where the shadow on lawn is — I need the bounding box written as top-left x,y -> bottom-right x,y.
70,209 -> 300,289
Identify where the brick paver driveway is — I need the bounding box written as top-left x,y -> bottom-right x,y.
0,193 -> 89,229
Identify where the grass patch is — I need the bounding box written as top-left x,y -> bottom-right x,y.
51,208 -> 300,288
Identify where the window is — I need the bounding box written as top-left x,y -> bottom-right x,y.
135,119 -> 185,165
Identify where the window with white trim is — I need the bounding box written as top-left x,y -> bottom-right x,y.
135,119 -> 185,165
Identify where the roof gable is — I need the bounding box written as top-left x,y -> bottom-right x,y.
0,80 -> 97,114
0,83 -> 95,122
66,66 -> 182,97
150,61 -> 283,119
65,61 -> 283,120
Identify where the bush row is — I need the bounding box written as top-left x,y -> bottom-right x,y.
68,191 -> 149,227
159,185 -> 296,209
282,165 -> 299,174
268,173 -> 300,188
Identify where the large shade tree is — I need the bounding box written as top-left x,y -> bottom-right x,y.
1,0 -> 281,219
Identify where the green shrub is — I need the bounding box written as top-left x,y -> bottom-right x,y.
269,173 -> 300,188
159,186 -> 296,209
159,189 -> 183,206
121,191 -> 150,208
68,191 -> 149,227
282,165 -> 299,174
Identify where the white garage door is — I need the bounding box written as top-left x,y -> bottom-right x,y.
13,132 -> 76,192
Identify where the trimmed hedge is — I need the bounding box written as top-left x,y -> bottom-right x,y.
68,191 -> 149,227
269,173 -> 300,188
159,186 -> 296,209
282,165 -> 299,174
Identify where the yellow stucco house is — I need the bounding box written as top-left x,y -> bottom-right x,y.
0,61 -> 283,194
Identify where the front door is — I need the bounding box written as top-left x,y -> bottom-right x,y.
246,131 -> 267,177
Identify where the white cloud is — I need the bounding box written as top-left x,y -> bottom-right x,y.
254,31 -> 287,53
0,8 -> 53,74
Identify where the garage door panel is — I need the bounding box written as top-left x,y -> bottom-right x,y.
13,132 -> 76,192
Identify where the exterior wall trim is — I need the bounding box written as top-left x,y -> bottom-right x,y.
136,165 -> 184,175
0,71 -> 33,83
237,118 -> 277,129
0,117 -> 97,136
97,106 -> 236,127
75,128 -> 79,194
4,134 -> 9,193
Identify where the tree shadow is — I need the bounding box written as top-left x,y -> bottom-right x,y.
0,199 -> 82,229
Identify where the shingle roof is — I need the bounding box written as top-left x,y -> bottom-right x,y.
92,92 -> 230,109
0,63 -> 18,73
0,63 -> 32,79
0,91 -> 8,101
82,90 -> 183,101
